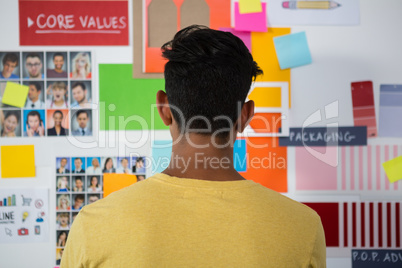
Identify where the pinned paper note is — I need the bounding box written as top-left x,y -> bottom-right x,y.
1,82 -> 29,108
219,28 -> 251,52
103,173 -> 137,197
235,2 -> 267,32
379,84 -> 402,137
273,32 -> 312,69
1,145 -> 35,178
382,156 -> 402,183
239,0 -> 262,14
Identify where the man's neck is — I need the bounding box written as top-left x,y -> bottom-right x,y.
163,134 -> 244,182
31,97 -> 39,103
30,73 -> 41,79
55,68 -> 63,73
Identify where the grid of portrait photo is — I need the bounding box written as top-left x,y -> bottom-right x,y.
0,51 -> 94,138
55,156 -> 147,266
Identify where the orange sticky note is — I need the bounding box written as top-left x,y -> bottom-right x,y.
103,173 -> 137,197
251,28 -> 291,106
1,145 -> 35,178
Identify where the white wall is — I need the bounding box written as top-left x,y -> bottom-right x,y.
0,0 -> 401,267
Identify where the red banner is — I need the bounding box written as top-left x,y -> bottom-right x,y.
19,0 -> 129,46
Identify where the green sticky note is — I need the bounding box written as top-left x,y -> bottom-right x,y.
382,156 -> 402,183
99,64 -> 168,130
1,82 -> 29,108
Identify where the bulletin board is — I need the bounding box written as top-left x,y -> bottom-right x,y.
0,0 -> 402,267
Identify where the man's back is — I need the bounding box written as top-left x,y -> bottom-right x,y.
62,173 -> 325,267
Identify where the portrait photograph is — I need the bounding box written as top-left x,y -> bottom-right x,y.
46,80 -> 69,109
0,109 -> 22,137
46,109 -> 69,136
0,51 -> 20,79
22,51 -> 44,79
23,109 -> 46,137
70,51 -> 91,79
46,51 -> 68,79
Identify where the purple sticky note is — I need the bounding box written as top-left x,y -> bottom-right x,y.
234,2 -> 267,32
219,28 -> 251,52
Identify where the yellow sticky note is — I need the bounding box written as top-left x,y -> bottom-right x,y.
1,145 -> 35,178
103,173 -> 137,197
248,87 -> 282,108
239,0 -> 262,14
1,82 -> 29,108
382,156 -> 402,183
251,28 -> 291,107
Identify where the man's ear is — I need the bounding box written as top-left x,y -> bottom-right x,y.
235,100 -> 254,133
156,90 -> 172,126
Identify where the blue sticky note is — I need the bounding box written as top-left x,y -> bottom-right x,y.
273,32 -> 312,69
152,140 -> 172,175
234,139 -> 247,172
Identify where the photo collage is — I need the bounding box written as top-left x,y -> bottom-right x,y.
55,156 -> 147,265
0,51 -> 93,137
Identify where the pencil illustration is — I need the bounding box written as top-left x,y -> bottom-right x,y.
282,1 -> 341,10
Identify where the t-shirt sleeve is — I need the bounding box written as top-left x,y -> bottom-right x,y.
309,217 -> 327,268
60,211 -> 87,268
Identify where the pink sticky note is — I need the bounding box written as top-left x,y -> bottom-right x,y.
219,27 -> 251,52
235,2 -> 267,32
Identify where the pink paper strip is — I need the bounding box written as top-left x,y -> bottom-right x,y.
368,145 -> 372,190
384,146 -> 390,190
342,147 -> 346,190
359,147 -> 364,190
394,145 -> 399,190
351,147 -> 355,190
376,145 -> 381,190
234,2 -> 267,32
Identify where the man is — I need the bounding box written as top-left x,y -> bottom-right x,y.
25,52 -> 44,79
57,158 -> 70,174
25,82 -> 45,109
0,52 -> 19,79
73,195 -> 84,211
47,52 -> 67,78
72,158 -> 85,173
116,158 -> 131,174
71,110 -> 92,136
70,82 -> 90,108
24,110 -> 44,137
62,26 -> 326,267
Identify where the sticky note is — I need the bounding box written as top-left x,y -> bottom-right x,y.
235,2 -> 267,32
219,28 -> 251,52
99,64 -> 167,130
1,82 -> 29,108
251,28 -> 291,106
103,173 -> 137,197
1,145 -> 35,178
239,0 -> 262,14
273,32 -> 312,69
382,156 -> 402,183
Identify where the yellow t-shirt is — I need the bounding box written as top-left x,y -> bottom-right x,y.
61,173 -> 326,267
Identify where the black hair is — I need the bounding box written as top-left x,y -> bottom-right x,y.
71,81 -> 86,91
53,52 -> 64,60
26,52 -> 41,61
75,194 -> 84,201
53,110 -> 63,118
161,25 -> 262,137
4,110 -> 20,123
27,110 -> 41,120
76,110 -> 88,118
2,52 -> 19,66
103,158 -> 113,170
28,81 -> 41,91
75,176 -> 83,182
136,157 -> 143,163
